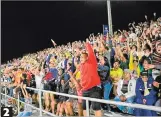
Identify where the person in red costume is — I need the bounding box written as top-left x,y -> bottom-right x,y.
79,42 -> 102,116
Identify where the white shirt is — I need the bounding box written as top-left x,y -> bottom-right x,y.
129,33 -> 137,40
24,98 -> 32,112
117,79 -> 136,98
35,72 -> 44,89
58,60 -> 65,69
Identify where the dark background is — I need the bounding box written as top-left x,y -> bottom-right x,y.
2,1 -> 161,63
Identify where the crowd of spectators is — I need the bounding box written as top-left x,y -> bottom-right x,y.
1,14 -> 161,117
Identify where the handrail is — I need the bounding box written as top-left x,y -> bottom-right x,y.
26,87 -> 161,112
1,93 -> 56,117
1,86 -> 161,117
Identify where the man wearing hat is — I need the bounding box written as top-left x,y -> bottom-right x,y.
134,71 -> 157,116
114,69 -> 136,114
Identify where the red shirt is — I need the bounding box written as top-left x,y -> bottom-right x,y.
26,71 -> 32,82
80,43 -> 101,91
44,72 -> 53,81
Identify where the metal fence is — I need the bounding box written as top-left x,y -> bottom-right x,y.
1,86 -> 161,117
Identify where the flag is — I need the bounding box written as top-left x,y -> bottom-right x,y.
103,25 -> 109,36
51,39 -> 57,46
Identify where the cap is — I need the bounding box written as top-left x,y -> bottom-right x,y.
124,69 -> 132,73
140,71 -> 148,77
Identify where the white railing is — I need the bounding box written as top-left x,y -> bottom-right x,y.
1,86 -> 161,117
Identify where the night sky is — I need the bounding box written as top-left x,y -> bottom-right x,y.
2,1 -> 161,63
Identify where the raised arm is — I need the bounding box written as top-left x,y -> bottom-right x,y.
85,43 -> 97,65
129,50 -> 134,70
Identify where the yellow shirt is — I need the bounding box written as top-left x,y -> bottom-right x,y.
76,71 -> 81,80
129,52 -> 140,77
110,68 -> 123,83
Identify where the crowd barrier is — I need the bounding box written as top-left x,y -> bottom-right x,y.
1,86 -> 161,117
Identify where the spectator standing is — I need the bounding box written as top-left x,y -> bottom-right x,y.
98,56 -> 111,111
79,43 -> 102,117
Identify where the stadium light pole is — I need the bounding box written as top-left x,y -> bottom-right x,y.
107,0 -> 113,36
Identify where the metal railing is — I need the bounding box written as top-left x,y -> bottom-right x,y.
1,86 -> 161,117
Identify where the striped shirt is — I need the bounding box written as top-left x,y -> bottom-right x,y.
152,51 -> 161,65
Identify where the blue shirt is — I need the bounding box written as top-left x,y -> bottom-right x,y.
49,68 -> 58,79
135,77 -> 157,100
46,54 -> 52,63
64,68 -> 72,82
64,59 -> 68,70
98,65 -> 110,81
110,48 -> 115,57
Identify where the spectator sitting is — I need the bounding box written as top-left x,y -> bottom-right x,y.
110,60 -> 123,96
134,71 -> 157,116
114,69 -> 136,114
